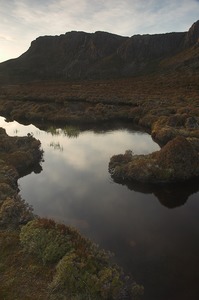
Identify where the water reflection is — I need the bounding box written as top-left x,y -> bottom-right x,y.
112,177 -> 199,208
49,141 -> 64,152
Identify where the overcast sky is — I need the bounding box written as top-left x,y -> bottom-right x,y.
0,0 -> 199,62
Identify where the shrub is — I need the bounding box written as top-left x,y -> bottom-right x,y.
0,195 -> 34,229
20,218 -> 144,299
50,239 -> 144,299
50,250 -> 124,299
7,151 -> 33,173
20,219 -> 73,264
0,183 -> 15,201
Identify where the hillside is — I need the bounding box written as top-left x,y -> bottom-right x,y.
0,20 -> 199,83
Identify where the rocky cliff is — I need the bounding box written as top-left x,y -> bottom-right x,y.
0,20 -> 199,82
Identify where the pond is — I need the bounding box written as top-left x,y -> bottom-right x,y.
0,116 -> 199,300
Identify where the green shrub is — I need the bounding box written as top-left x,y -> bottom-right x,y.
50,250 -> 123,299
50,241 -> 144,299
20,219 -> 73,264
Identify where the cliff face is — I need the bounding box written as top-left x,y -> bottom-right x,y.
184,20 -> 199,46
0,20 -> 199,82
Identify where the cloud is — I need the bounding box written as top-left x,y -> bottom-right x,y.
0,35 -> 12,41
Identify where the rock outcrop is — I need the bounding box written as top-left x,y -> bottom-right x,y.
184,20 -> 199,46
0,20 -> 199,82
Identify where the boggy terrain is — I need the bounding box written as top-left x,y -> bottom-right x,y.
0,69 -> 199,183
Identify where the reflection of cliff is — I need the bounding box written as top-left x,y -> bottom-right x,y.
111,177 -> 199,208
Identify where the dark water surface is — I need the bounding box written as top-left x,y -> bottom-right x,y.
1,116 -> 199,300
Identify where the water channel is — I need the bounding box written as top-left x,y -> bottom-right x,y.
1,116 -> 199,300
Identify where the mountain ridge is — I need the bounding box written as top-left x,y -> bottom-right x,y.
0,20 -> 199,83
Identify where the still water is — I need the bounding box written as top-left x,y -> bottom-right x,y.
1,116 -> 199,300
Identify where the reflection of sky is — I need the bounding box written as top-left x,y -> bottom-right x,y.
0,117 -> 160,219
1,116 -> 199,299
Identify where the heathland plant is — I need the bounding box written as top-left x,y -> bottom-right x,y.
20,219 -> 73,264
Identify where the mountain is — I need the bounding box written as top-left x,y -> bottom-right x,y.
0,20 -> 199,83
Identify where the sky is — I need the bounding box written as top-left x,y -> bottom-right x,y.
0,0 -> 199,62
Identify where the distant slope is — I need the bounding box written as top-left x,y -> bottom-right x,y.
0,20 -> 199,83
